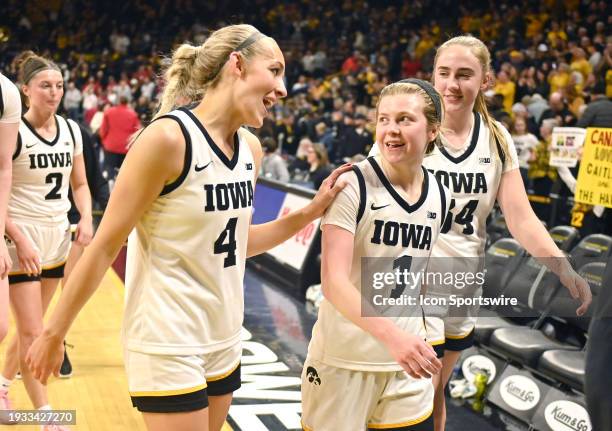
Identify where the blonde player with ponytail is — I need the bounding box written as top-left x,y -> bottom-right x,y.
425,35 -> 591,431
26,24 -> 350,431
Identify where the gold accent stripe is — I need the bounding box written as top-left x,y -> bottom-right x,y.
130,382 -> 207,397
9,260 -> 67,276
445,329 -> 474,340
368,408 -> 433,429
207,360 -> 240,382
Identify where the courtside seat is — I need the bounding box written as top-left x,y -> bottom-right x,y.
489,327 -> 579,367
548,225 -> 580,252
568,233 -> 612,269
490,262 -> 604,368
538,350 -> 585,392
476,254 -> 551,345
474,307 -> 520,345
535,262 -> 606,392
482,238 -> 526,301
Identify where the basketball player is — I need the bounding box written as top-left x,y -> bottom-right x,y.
26,25 -> 350,431
422,36 -> 591,431
0,51 -> 92,430
302,80 -> 448,431
0,72 -> 20,415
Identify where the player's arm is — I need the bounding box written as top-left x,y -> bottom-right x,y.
240,129 -> 352,257
26,118 -> 186,384
0,123 -> 17,239
497,168 -> 591,315
321,224 -> 441,379
0,82 -> 20,278
5,215 -> 40,276
69,154 -> 93,246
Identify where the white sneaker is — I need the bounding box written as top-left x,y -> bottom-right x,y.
449,378 -> 477,399
305,284 -> 324,308
0,389 -> 14,425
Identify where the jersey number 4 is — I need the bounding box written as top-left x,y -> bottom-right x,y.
214,217 -> 238,267
45,173 -> 63,200
442,199 -> 478,235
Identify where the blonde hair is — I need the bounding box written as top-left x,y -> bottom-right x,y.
375,81 -> 444,154
433,35 -> 509,164
154,24 -> 271,119
14,50 -> 62,107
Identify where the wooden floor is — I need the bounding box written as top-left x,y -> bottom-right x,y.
1,269 -> 147,430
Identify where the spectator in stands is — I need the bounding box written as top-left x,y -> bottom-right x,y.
539,91 -> 576,129
525,93 -> 549,125
529,119 -> 558,221
334,113 -> 372,163
510,116 -> 538,186
306,144 -> 333,191
63,81 -> 82,121
81,86 -> 98,123
261,137 -> 290,183
494,70 -> 516,114
99,96 -> 140,181
577,80 -> 612,128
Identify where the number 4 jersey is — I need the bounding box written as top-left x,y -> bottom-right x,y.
10,115 -> 83,224
124,108 -> 255,355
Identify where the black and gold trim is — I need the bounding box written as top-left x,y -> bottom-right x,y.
368,409 -> 434,430
157,114 -> 193,196
181,107 -> 240,170
12,133 -> 22,160
206,362 -> 241,396
131,384 -> 209,413
353,165 -> 366,226
367,157 -> 428,214
22,115 -> 61,146
445,329 -> 475,351
433,174 -> 447,229
438,112 -> 480,164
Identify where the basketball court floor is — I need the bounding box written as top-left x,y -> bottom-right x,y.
1,266 -> 504,430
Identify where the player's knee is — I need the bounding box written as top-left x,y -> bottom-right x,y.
17,328 -> 42,352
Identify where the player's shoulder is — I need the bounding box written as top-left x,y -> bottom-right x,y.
238,127 -> 263,159
134,116 -> 186,154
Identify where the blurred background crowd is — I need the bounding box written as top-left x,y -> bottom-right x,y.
0,0 -> 610,232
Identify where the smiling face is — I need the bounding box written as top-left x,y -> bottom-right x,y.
22,69 -> 64,114
433,43 -> 489,116
375,92 -> 437,165
235,38 -> 287,128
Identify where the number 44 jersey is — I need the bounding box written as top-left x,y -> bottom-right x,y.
423,113 -> 518,260
10,115 -> 83,224
124,108 -> 255,356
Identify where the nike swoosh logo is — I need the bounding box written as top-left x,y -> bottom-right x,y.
195,161 -> 212,172
371,203 -> 390,210
25,144 -> 37,148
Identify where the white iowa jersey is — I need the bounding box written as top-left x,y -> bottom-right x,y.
10,115 -> 82,224
124,107 -> 255,355
423,112 -> 518,261
0,73 -> 21,124
308,156 -> 450,371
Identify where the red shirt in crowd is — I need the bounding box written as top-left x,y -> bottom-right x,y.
99,103 -> 141,155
